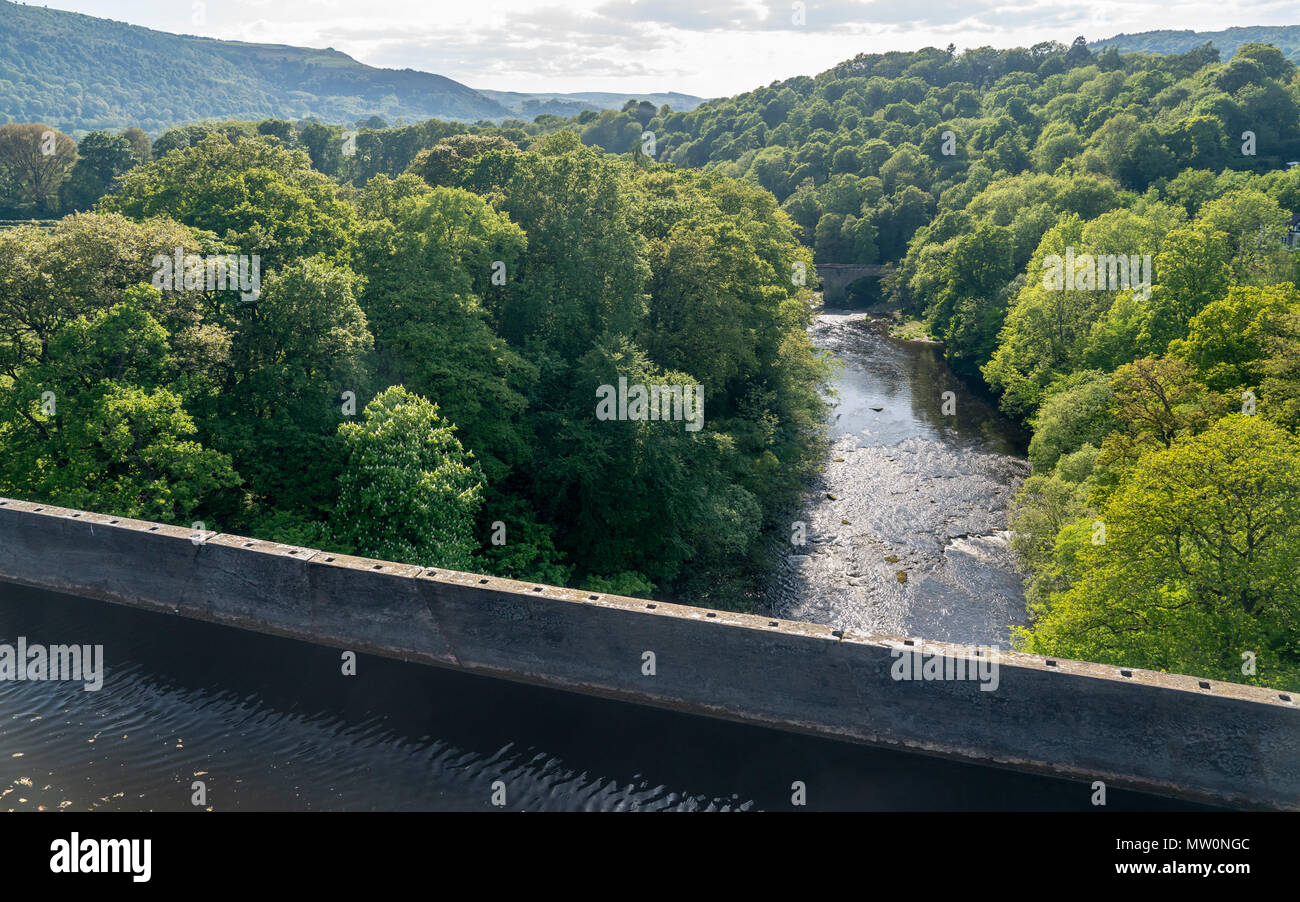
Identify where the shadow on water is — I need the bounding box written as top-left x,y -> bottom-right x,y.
0,585 -> 1219,811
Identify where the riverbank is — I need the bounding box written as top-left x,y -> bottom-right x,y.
765,313 -> 1031,647
850,308 -> 945,345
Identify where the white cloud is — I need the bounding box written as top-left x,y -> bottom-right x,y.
33,0 -> 1300,96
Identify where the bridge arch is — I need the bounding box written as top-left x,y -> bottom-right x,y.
816,263 -> 884,303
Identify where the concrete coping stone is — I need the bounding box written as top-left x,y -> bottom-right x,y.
0,495 -> 1293,711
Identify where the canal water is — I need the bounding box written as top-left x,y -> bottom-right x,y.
0,584 -> 1210,811
0,317 -> 1209,811
768,313 -> 1033,647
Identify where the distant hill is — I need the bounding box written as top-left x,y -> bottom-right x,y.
0,1 -> 701,134
479,90 -> 706,119
1092,25 -> 1300,62
0,0 -> 520,132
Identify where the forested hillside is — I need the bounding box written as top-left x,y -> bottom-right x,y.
478,90 -> 706,120
0,1 -> 705,134
2,33 -> 1299,688
0,0 -> 513,130
1093,26 -> 1300,61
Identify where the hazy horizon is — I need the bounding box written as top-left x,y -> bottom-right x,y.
16,0 -> 1299,97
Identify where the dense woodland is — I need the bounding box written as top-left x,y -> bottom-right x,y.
0,129 -> 829,608
2,36 -> 1299,689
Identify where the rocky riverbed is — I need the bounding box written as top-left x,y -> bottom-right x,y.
765,313 -> 1031,647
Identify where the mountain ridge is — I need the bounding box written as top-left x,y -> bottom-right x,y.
1092,25 -> 1300,61
0,1 -> 702,133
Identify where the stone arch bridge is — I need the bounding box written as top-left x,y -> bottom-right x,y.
816,264 -> 885,303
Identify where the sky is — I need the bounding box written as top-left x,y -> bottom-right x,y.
26,0 -> 1300,96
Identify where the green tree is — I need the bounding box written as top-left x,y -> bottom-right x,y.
0,300 -> 239,522
926,221 -> 1016,376
465,133 -> 649,359
407,134 -> 516,188
1138,224 -> 1231,352
211,257 -> 372,515
1016,416 -> 1300,690
529,336 -> 755,586
1171,284 -> 1298,392
101,134 -> 357,268
0,123 -> 76,214
332,386 -> 485,569
30,385 -> 240,523
1026,371 -> 1115,472
61,131 -> 139,212
353,188 -> 533,482
1103,356 -> 1214,464
1009,444 -> 1101,606
1197,189 -> 1293,284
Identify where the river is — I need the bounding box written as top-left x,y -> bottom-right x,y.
767,313 -> 1032,647
0,318 -> 1214,811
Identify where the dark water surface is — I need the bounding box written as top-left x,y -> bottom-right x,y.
0,584 -> 1212,811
